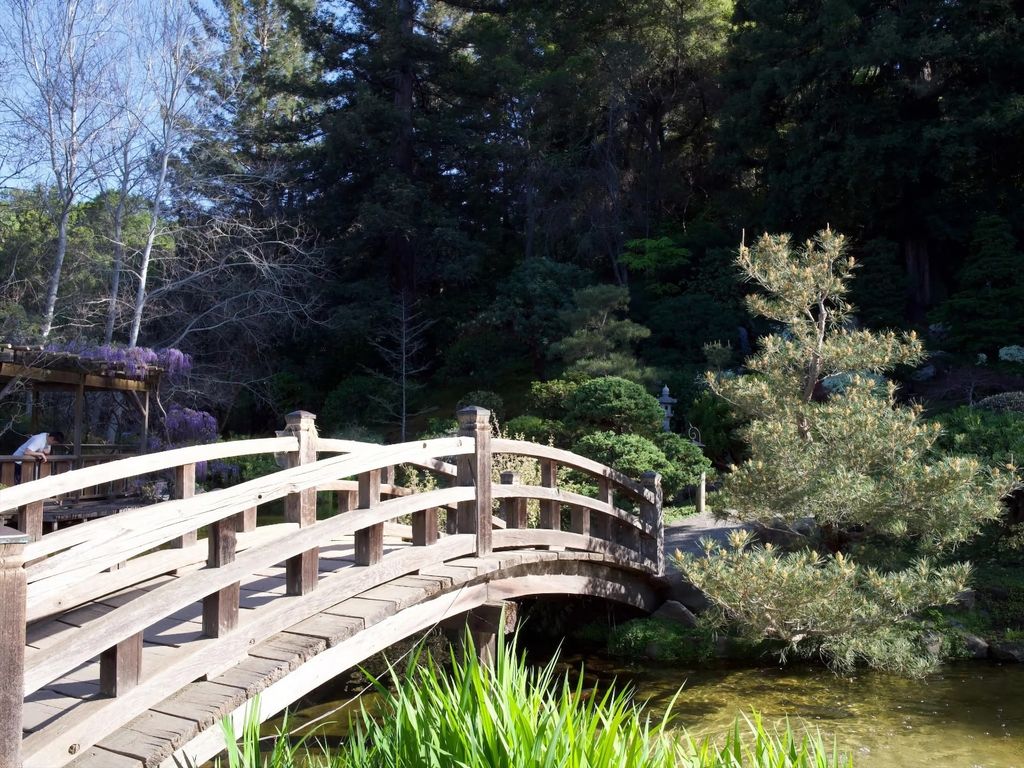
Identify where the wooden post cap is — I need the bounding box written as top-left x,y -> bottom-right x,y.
457,406 -> 490,431
641,471 -> 662,487
285,410 -> 317,426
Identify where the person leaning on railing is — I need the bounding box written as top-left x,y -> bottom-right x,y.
13,430 -> 65,483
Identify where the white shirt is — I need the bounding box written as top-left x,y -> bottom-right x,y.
14,433 -> 49,459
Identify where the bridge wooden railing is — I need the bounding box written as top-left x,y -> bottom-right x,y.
0,406 -> 663,768
0,455 -> 147,504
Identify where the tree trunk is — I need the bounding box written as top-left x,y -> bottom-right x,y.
104,181 -> 129,344
388,0 -> 416,297
904,238 -> 931,323
40,204 -> 71,338
129,153 -> 170,348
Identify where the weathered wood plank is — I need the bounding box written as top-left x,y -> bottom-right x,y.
209,656 -> 294,697
355,470 -> 383,566
539,459 -> 559,531
490,439 -> 654,503
456,407 -> 492,556
0,438 -> 297,516
1,527 -> 29,768
322,596 -> 394,627
284,412 -> 319,596
170,464 -> 196,550
68,747 -> 143,767
92,709 -> 198,765
360,584 -> 432,613
149,681 -> 249,729
203,516 -> 239,638
144,616 -> 203,648
100,632 -> 143,697
283,614 -> 362,647
499,472 -> 528,529
21,694 -> 66,733
249,633 -> 326,667
16,501 -> 43,541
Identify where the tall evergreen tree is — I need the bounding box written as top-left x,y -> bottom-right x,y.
719,0 -> 1024,319
933,215 -> 1024,354
675,229 -> 1016,675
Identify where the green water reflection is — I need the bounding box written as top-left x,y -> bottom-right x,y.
271,657 -> 1024,767
554,655 -> 1024,768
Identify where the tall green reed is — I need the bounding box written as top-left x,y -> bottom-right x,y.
214,635 -> 852,768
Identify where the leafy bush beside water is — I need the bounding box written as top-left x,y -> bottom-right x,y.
216,637 -> 852,768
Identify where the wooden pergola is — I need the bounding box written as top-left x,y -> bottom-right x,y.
0,344 -> 162,472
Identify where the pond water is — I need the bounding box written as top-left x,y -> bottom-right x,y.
269,653 -> 1024,767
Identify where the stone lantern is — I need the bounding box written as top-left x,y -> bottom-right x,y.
657,385 -> 677,433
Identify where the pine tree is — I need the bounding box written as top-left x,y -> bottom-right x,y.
933,215 -> 1024,355
674,229 -> 1016,675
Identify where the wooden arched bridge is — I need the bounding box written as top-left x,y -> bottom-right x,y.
0,407 -> 667,768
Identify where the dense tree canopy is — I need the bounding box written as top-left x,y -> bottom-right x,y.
1,0 -> 1023,437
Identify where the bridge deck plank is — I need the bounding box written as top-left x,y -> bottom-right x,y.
321,595 -> 394,627
208,655 -> 294,696
399,572 -> 455,590
284,614 -> 362,647
92,709 -> 199,766
149,681 -> 250,727
249,633 -> 327,667
361,583 -> 436,612
70,747 -> 143,767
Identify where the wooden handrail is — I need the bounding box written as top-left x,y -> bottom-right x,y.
490,438 -> 656,504
491,484 -> 656,537
23,437 -> 472,566
0,437 -> 298,513
316,437 -> 458,477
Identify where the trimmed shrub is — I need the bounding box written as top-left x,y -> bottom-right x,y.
653,432 -> 712,487
504,415 -> 562,444
565,376 -> 663,437
573,430 -> 683,496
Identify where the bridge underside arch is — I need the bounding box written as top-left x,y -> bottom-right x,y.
61,556 -> 663,768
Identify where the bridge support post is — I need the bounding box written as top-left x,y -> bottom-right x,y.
170,463 -> 196,549
500,472 -> 527,528
457,406 -> 492,556
100,632 -> 142,697
640,472 -> 664,575
285,411 -> 319,594
539,460 -> 559,531
234,506 -> 257,533
15,499 -> 42,542
443,602 -> 515,667
0,526 -> 29,768
355,469 -> 383,565
592,478 -> 612,540
412,478 -> 438,547
203,516 -> 239,637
